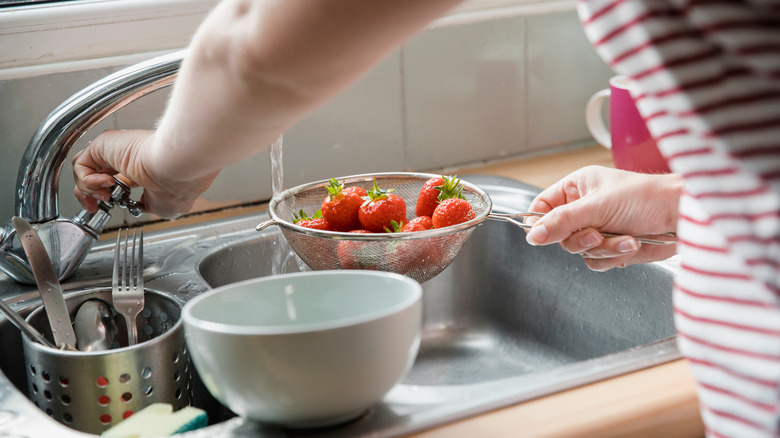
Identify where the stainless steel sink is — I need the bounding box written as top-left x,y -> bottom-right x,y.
0,175 -> 680,438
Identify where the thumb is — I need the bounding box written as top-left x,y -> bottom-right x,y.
526,199 -> 602,246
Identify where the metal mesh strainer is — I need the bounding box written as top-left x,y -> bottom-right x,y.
256,172 -> 493,283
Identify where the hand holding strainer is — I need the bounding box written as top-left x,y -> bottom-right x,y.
256,172 -> 676,283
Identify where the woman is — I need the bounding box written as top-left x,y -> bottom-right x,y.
73,0 -> 780,435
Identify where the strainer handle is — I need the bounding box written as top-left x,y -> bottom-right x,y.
487,212 -> 677,246
256,219 -> 281,231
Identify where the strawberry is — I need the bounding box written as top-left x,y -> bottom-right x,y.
415,175 -> 464,217
344,186 -> 367,197
432,198 -> 476,229
358,180 -> 407,233
320,178 -> 363,231
292,209 -> 331,231
401,216 -> 433,232
337,230 -> 381,270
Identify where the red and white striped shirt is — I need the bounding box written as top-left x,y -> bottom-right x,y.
576,0 -> 780,435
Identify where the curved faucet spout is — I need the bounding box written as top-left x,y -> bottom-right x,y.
17,50 -> 185,222
3,50 -> 185,284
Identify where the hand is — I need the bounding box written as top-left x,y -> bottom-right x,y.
524,165 -> 681,271
72,129 -> 218,219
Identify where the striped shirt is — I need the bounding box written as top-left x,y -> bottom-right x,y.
576,0 -> 780,436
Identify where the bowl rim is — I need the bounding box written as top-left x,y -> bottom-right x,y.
182,270 -> 422,335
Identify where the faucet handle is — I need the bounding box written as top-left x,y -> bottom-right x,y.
103,177 -> 145,217
73,177 -> 145,238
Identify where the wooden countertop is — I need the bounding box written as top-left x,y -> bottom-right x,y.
133,144 -> 704,437
412,145 -> 704,438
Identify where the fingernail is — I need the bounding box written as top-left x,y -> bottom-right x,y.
526,224 -> 549,245
100,180 -> 115,188
524,216 -> 540,227
617,239 -> 640,253
580,232 -> 601,248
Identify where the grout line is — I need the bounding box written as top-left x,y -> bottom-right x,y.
399,49 -> 410,171
523,15 -> 530,154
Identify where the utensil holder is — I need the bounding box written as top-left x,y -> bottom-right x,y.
22,287 -> 192,434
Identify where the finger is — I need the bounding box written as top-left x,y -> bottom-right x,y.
579,236 -> 640,272
73,186 -> 99,213
558,228 -> 604,254
527,177 -> 574,214
525,188 -> 559,228
72,146 -> 117,195
580,235 -> 640,259
583,256 -> 633,272
526,196 -> 604,246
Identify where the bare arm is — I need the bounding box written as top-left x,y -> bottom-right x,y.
73,0 -> 462,218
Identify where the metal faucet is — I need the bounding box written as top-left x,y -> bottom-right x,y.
0,50 -> 186,284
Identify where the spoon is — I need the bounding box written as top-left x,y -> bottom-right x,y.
74,299 -> 116,351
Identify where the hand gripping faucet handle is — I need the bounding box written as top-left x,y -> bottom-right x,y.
73,177 -> 145,238
103,177 -> 145,217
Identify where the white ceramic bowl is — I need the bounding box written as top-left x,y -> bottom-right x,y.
182,270 -> 422,427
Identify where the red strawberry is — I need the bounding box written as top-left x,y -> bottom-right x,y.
415,175 -> 464,217
292,209 -> 331,231
358,180 -> 407,233
432,198 -> 476,229
401,216 -> 433,232
344,186 -> 367,197
321,178 -> 363,231
337,230 -> 381,270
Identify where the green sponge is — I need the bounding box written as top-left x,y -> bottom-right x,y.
102,403 -> 208,437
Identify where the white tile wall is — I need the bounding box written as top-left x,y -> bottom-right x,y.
526,12 -> 614,150
275,52 -> 405,192
0,67 -> 119,224
0,8 -> 614,228
404,16 -> 527,170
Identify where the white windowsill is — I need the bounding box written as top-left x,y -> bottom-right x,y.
0,0 -> 574,81
0,0 -> 217,80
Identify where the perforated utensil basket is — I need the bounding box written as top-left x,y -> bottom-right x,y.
22,287 -> 192,434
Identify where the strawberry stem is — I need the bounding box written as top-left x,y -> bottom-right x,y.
364,179 -> 394,203
435,175 -> 465,201
324,178 -> 345,200
385,220 -> 405,233
292,209 -> 322,223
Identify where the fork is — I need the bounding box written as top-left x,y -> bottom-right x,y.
112,228 -> 144,346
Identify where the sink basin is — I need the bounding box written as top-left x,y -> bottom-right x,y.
0,175 -> 679,437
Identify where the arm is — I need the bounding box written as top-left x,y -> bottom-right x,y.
73,0 -> 463,218
525,166 -> 681,271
